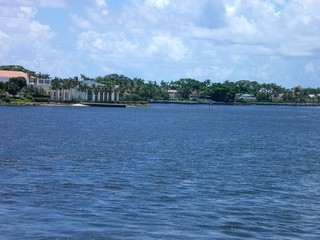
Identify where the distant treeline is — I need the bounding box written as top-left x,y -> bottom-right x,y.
1,65 -> 320,103
87,73 -> 320,103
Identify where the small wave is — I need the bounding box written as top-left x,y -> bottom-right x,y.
103,184 -> 123,190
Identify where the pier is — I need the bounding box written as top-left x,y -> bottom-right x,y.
80,102 -> 126,108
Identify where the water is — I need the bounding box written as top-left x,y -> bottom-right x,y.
1,104 -> 320,239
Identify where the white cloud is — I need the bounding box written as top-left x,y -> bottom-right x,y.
148,33 -> 190,60
0,31 -> 9,39
145,0 -> 170,9
253,64 -> 272,80
0,2 -> 62,76
186,65 -> 234,81
29,21 -> 55,39
70,13 -> 93,29
230,55 -> 248,64
18,6 -> 37,18
305,62 -> 315,75
95,0 -> 108,16
1,0 -> 320,87
96,0 -> 107,8
304,61 -> 320,82
303,61 -> 320,85
0,0 -> 68,8
77,31 -> 139,58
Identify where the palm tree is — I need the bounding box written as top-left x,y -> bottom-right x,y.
50,77 -> 63,101
101,83 -> 112,102
68,77 -> 79,100
91,84 -> 101,102
77,81 -> 88,101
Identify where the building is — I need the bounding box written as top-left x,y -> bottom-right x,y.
0,70 -> 51,94
0,70 -> 31,83
238,94 -> 257,101
49,80 -> 120,102
1,70 -> 120,102
29,77 -> 51,92
168,89 -> 179,100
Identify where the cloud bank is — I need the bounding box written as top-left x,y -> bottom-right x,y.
1,0 -> 320,87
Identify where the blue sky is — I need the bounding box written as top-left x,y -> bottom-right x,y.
1,0 -> 320,87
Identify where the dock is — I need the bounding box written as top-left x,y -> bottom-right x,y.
80,102 -> 126,108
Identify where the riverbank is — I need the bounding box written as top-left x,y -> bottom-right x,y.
150,100 -> 320,107
0,101 -> 73,106
0,101 -> 149,107
1,100 -> 320,107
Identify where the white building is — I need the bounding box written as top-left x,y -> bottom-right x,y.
49,80 -> 120,102
168,89 -> 179,100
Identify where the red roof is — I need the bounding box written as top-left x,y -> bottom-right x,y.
0,70 -> 29,79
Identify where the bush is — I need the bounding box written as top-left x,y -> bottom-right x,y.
122,94 -> 147,102
34,97 -> 50,102
4,96 -> 11,103
25,94 -> 34,101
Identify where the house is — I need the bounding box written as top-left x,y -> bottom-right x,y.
308,94 -> 320,100
30,78 -> 51,92
168,89 -> 179,100
238,94 -> 256,101
0,70 -> 51,92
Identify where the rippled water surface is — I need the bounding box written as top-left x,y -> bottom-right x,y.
1,104 -> 320,239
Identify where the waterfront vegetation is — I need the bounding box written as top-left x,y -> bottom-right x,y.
1,65 -> 320,105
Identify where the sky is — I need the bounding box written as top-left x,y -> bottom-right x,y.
1,0 -> 320,87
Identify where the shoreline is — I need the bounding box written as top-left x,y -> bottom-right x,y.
0,101 -> 149,107
0,101 -> 75,107
150,100 -> 320,107
1,101 -> 320,107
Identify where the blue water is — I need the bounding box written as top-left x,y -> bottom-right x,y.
1,104 -> 320,239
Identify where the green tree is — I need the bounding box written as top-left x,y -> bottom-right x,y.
0,81 -> 5,98
50,77 -> 62,91
282,89 -> 295,102
91,84 -> 101,101
235,80 -> 251,94
64,77 -> 79,101
36,72 -> 50,79
173,78 -> 203,99
80,74 -> 92,81
20,85 -> 49,102
157,80 -> 170,100
292,85 -> 303,102
4,77 -> 27,98
206,82 -> 235,102
138,80 -> 159,100
77,81 -> 88,91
